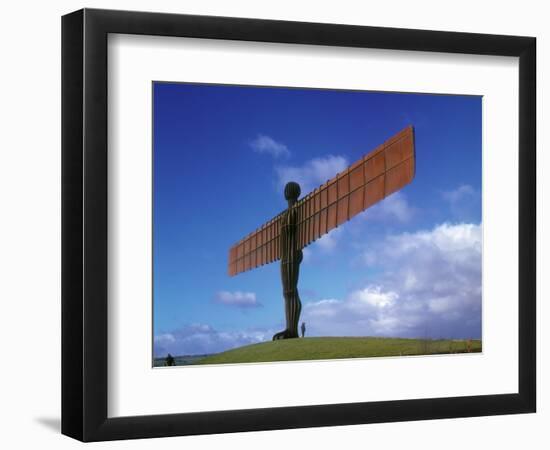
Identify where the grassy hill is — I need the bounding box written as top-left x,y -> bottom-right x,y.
194,336 -> 481,365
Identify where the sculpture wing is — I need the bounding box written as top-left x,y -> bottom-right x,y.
296,125 -> 416,249
227,211 -> 285,276
228,125 -> 415,276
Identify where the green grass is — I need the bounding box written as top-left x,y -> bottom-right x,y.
194,337 -> 482,365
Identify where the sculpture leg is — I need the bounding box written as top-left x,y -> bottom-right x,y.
273,290 -> 301,340
288,289 -> 301,337
273,289 -> 301,340
273,252 -> 302,340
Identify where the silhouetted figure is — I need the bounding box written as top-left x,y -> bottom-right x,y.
165,353 -> 175,366
301,322 -> 306,338
228,128 -> 416,339
273,182 -> 303,340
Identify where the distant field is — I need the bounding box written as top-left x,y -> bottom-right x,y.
168,337 -> 481,366
153,354 -> 210,367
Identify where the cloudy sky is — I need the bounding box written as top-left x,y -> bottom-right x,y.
153,83 -> 482,357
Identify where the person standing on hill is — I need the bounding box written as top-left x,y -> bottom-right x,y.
301,322 -> 306,338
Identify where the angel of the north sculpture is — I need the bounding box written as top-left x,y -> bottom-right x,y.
228,126 -> 416,340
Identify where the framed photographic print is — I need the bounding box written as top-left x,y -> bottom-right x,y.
61,8 -> 536,442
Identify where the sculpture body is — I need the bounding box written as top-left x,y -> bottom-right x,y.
273,182 -> 303,340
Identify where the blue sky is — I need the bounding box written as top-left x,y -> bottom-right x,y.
153,82 -> 482,357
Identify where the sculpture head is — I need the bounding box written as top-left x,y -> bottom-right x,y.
284,181 -> 301,205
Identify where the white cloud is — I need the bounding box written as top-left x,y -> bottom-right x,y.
275,155 -> 348,195
154,333 -> 175,344
305,298 -> 342,319
250,134 -> 290,158
442,184 -> 480,220
214,290 -> 262,308
349,286 -> 398,308
442,184 -> 475,203
314,226 -> 344,253
362,191 -> 414,223
301,247 -> 312,263
303,222 -> 482,339
154,323 -> 274,357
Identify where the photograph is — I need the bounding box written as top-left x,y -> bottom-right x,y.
0,0 -> 541,447
152,82 -> 482,367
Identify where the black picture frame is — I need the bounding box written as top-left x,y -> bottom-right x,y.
61,8 -> 536,442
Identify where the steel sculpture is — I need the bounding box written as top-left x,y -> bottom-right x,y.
228,126 -> 416,340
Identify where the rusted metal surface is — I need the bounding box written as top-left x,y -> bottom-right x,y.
228,125 -> 416,276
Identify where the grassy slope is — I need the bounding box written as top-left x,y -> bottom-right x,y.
195,337 -> 482,365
